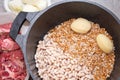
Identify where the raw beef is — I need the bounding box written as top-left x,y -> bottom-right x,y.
0,23 -> 12,35
0,34 -> 19,52
0,50 -> 27,80
0,23 -> 27,80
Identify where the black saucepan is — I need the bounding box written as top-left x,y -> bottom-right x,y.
10,0 -> 120,80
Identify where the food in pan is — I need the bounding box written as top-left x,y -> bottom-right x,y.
96,34 -> 114,53
35,18 -> 115,80
0,23 -> 28,80
71,18 -> 91,34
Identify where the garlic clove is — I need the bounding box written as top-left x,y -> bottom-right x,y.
71,18 -> 91,34
96,34 -> 114,53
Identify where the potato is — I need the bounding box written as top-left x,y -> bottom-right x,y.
71,18 -> 91,34
96,34 -> 114,53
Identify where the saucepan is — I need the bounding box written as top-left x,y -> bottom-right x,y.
10,0 -> 120,80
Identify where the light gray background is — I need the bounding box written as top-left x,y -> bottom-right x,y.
0,0 -> 120,19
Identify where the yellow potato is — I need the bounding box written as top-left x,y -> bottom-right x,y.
96,34 -> 114,53
71,18 -> 91,34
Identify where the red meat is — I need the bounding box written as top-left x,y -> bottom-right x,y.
0,23 -> 27,80
0,50 -> 27,80
0,34 -> 20,52
0,23 -> 19,52
0,23 -> 12,35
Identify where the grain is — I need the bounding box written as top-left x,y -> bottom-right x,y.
35,38 -> 93,80
35,18 -> 115,80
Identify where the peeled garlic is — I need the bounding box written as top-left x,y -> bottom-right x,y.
71,18 -> 91,34
8,0 -> 23,12
96,34 -> 114,53
23,4 -> 39,12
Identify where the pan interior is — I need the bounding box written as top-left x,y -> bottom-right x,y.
25,2 -> 120,80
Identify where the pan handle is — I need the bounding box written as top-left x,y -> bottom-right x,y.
10,12 -> 27,40
10,12 -> 39,48
10,12 -> 38,40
